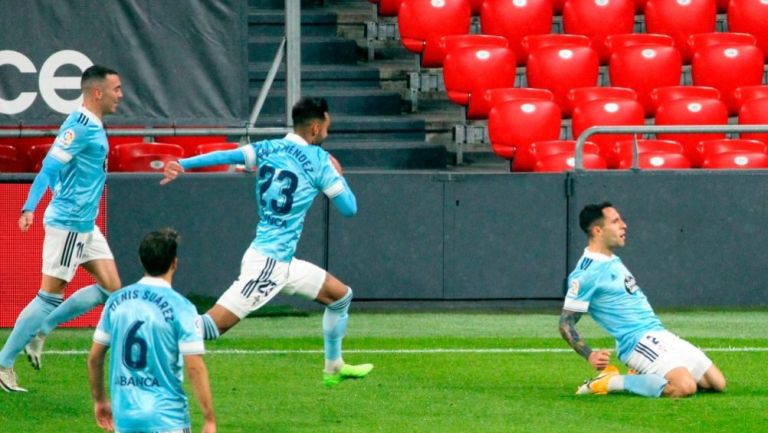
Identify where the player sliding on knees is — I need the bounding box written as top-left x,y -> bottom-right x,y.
160,97 -> 372,388
559,202 -> 726,398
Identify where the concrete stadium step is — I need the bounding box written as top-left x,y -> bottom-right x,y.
249,63 -> 381,88
249,36 -> 358,64
249,87 -> 404,116
251,114 -> 426,141
249,10 -> 339,37
323,139 -> 450,169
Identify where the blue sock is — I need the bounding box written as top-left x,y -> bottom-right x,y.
0,291 -> 63,368
201,313 -> 220,341
623,374 -> 667,397
323,288 -> 353,363
39,284 -> 109,336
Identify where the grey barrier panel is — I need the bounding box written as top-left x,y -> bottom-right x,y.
567,171 -> 768,307
327,172 -> 444,299
444,173 -> 568,299
106,174 -> 325,299
0,0 -> 248,125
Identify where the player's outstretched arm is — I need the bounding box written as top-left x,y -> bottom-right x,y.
184,354 -> 216,433
161,149 -> 247,185
559,309 -> 611,370
160,160 -> 185,185
87,342 -> 115,431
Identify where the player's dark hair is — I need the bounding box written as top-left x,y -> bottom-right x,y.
81,65 -> 118,90
579,202 -> 614,236
292,97 -> 328,128
139,228 -> 179,277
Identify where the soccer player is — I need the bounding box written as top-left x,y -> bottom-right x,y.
559,202 -> 727,398
88,228 -> 216,433
160,97 -> 373,388
0,65 -> 124,392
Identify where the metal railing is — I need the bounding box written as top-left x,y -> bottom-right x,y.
575,124 -> 768,170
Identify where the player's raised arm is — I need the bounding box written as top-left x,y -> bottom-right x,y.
559,309 -> 611,371
160,147 -> 250,185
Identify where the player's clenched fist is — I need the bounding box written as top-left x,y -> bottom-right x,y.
160,161 -> 184,185
19,211 -> 34,232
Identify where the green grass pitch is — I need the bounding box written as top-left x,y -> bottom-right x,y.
0,311 -> 766,432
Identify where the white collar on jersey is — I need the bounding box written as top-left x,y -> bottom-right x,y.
138,276 -> 172,288
78,106 -> 103,127
582,248 -> 616,262
284,132 -> 309,146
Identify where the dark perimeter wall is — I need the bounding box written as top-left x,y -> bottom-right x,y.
100,171 -> 768,308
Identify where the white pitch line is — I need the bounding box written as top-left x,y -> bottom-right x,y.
41,347 -> 768,356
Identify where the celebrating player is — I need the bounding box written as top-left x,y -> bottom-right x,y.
559,202 -> 727,398
88,228 -> 216,433
161,97 -> 373,388
0,65 -> 124,392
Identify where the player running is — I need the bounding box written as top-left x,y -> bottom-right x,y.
0,65 -> 123,392
559,202 -> 726,398
160,97 -> 373,388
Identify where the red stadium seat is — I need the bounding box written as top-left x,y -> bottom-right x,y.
525,36 -> 600,117
608,43 -> 683,116
522,34 -> 592,53
567,86 -> 638,114
534,151 -> 607,172
687,32 -> 757,52
697,138 -> 767,163
113,143 -> 185,172
562,0 -> 636,64
649,85 -> 721,112
529,139 -> 602,165
193,142 -> 241,172
488,99 -> 562,170
440,34 -> 509,65
605,33 -> 675,51
728,0 -> 768,60
645,0 -> 717,63
0,145 -> 24,173
155,134 -> 228,157
398,0 -> 472,67
654,97 -> 729,166
370,0 -> 402,16
613,139 -> 688,169
702,151 -> 768,169
734,85 -> 768,110
738,98 -> 768,144
571,98 -> 646,164
691,43 -> 764,115
28,144 -> 52,172
552,0 -> 566,14
0,126 -> 56,172
480,0 -> 553,65
443,45 -> 517,119
483,87 -> 554,118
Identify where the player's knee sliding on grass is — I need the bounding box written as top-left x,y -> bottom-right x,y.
161,97 -> 373,388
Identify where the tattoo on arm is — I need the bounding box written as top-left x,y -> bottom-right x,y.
559,310 -> 593,360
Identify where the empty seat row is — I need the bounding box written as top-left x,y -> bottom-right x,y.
441,33 -> 766,118
394,0 -> 768,67
0,140 -> 238,173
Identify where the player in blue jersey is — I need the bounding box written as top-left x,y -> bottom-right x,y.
160,97 -> 373,388
88,228 -> 216,433
0,65 -> 124,392
559,202 -> 726,398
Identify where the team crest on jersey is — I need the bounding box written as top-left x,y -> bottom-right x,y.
60,129 -> 76,147
568,279 -> 580,296
624,274 -> 639,294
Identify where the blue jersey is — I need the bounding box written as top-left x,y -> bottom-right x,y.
242,134 -> 348,262
563,249 -> 664,362
44,107 -> 108,233
93,277 -> 205,433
